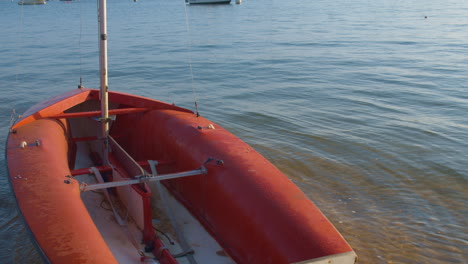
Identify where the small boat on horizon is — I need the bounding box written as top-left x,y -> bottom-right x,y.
188,0 -> 231,5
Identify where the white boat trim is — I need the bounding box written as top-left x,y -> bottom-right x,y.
292,251 -> 358,264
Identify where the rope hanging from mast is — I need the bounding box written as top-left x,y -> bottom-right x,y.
182,0 -> 200,117
78,0 -> 84,88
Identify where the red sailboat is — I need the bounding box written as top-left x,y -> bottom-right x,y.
6,1 -> 357,263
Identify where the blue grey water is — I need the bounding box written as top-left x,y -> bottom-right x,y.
0,0 -> 466,263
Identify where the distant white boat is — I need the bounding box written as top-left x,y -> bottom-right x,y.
18,0 -> 45,5
188,0 -> 231,4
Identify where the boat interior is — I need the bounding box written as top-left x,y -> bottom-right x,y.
65,98 -> 234,263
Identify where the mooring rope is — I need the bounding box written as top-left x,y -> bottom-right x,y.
78,0 -> 84,88
9,109 -> 18,131
15,1 -> 25,88
182,0 -> 200,117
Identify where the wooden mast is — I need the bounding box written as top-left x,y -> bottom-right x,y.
98,0 -> 109,163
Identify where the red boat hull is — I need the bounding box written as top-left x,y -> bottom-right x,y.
7,88 -> 356,263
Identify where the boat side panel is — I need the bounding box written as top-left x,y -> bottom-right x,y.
7,119 -> 117,264
112,110 -> 354,264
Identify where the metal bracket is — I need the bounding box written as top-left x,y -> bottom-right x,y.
79,167 -> 207,192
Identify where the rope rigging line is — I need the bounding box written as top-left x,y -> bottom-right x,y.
15,2 -> 25,89
11,0 -> 26,126
78,0 -> 84,88
182,0 -> 200,117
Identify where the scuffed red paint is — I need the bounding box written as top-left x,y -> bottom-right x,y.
7,119 -> 117,263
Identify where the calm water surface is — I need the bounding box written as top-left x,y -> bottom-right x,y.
0,0 -> 467,263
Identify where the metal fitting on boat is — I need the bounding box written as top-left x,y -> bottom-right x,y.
197,124 -> 215,130
64,175 -> 72,184
203,157 -> 224,167
19,140 -> 41,149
